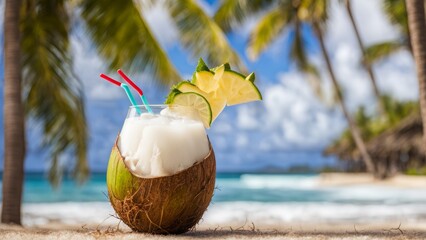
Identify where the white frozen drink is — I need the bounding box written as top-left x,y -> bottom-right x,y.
118,106 -> 209,178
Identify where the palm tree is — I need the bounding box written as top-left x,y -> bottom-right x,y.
406,0 -> 426,148
214,0 -> 375,173
313,21 -> 375,173
344,0 -> 384,115
2,0 -> 242,225
2,0 -> 26,224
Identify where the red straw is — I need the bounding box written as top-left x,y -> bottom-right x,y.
117,69 -> 143,96
100,74 -> 122,86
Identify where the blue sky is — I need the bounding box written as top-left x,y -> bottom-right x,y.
0,0 -> 419,173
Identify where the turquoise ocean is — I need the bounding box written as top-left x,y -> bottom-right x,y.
1,173 -> 426,227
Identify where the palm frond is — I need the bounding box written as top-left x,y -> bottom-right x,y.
79,0 -> 181,86
311,0 -> 329,24
383,0 -> 409,35
247,3 -> 292,61
291,21 -> 315,73
166,0 -> 245,72
298,0 -> 329,31
364,41 -> 405,64
290,20 -> 324,100
20,0 -> 89,185
213,0 -> 274,32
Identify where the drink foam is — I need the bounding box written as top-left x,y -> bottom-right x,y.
118,108 -> 209,177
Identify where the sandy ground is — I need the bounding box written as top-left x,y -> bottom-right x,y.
318,173 -> 426,188
1,222 -> 426,240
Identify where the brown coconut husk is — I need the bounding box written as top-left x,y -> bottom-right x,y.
106,137 -> 216,234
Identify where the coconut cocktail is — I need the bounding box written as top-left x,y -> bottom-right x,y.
101,59 -> 262,234
108,105 -> 214,234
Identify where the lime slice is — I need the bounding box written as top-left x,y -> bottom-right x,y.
217,70 -> 245,99
176,81 -> 206,95
227,81 -> 262,105
176,82 -> 226,123
226,72 -> 262,105
170,92 -> 212,128
218,71 -> 262,106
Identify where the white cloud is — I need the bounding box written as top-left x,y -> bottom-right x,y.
237,105 -> 259,130
327,0 -> 399,48
71,35 -> 123,100
235,134 -> 249,148
261,74 -> 346,149
350,0 -> 400,45
71,25 -> 171,102
139,0 -> 179,49
213,120 -> 232,133
233,7 -> 290,60
234,15 -> 261,38
320,0 -> 417,113
375,51 -> 417,101
208,71 -> 346,153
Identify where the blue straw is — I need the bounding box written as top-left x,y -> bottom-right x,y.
117,69 -> 153,114
141,95 -> 153,114
121,84 -> 141,115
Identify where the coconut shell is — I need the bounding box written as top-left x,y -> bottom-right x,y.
106,137 -> 216,234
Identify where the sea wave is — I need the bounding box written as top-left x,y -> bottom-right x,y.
237,174 -> 318,189
215,175 -> 426,203
20,201 -> 426,228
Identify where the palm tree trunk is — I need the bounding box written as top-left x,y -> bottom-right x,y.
345,0 -> 384,116
314,23 -> 375,173
406,0 -> 426,150
2,0 -> 25,225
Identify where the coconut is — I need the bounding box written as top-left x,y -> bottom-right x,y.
106,137 -> 216,234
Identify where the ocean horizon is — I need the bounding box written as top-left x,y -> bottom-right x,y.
1,172 -> 426,227
1,172 -> 426,204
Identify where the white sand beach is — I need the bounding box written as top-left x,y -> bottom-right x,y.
1,220 -> 426,240
319,173 -> 426,188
